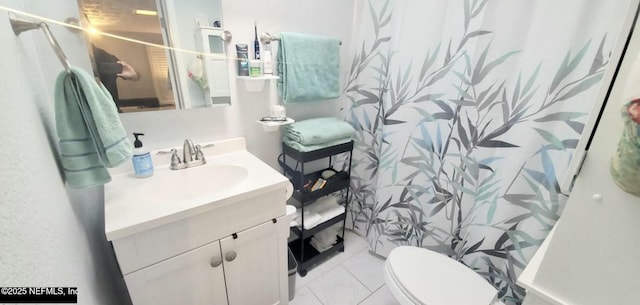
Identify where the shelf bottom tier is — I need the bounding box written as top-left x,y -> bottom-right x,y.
290,212 -> 346,239
289,235 -> 344,276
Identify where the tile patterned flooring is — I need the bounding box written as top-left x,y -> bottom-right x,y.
290,230 -> 399,305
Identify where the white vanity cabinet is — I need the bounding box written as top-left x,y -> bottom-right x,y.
124,220 -> 286,305
220,220 -> 284,305
104,138 -> 293,305
124,240 -> 228,305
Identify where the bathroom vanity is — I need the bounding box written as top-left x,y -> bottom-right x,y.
104,138 -> 293,305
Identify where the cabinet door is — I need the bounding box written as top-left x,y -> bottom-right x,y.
220,221 -> 287,305
124,240 -> 228,305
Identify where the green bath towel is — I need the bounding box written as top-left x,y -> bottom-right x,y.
277,32 -> 341,103
55,67 -> 132,188
284,117 -> 355,146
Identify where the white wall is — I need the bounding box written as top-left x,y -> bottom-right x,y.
524,7 -> 640,305
1,0 -> 355,304
0,0 -> 129,304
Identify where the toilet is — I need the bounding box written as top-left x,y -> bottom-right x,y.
384,246 -> 504,305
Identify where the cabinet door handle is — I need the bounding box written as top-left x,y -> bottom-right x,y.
225,251 -> 237,262
210,258 -> 223,268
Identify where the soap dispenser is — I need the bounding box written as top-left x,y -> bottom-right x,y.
132,133 -> 154,178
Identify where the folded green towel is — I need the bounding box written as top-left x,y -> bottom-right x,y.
283,137 -> 352,152
277,32 -> 340,103
284,117 -> 355,146
55,67 -> 132,188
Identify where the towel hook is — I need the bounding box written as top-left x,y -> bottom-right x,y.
259,32 -> 278,45
9,13 -> 71,73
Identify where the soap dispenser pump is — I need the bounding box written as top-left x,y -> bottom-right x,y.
132,133 -> 154,178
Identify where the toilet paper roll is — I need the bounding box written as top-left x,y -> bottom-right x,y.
285,181 -> 294,200
270,105 -> 286,118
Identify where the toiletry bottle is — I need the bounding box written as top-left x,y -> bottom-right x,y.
249,60 -> 262,77
263,43 -> 273,75
132,133 -> 154,178
236,44 -> 249,76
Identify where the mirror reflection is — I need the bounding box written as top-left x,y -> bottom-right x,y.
77,0 -> 230,113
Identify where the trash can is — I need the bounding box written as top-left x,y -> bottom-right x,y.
288,247 -> 298,301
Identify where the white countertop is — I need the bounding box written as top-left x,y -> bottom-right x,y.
104,138 -> 292,241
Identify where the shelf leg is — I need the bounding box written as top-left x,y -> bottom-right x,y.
299,161 -> 306,263
342,150 -> 353,242
282,143 -> 287,176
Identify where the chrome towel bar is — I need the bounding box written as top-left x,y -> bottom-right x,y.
9,12 -> 71,73
260,32 -> 342,46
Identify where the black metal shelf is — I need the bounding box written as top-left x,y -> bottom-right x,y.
282,140 -> 353,277
288,235 -> 344,276
290,172 -> 350,203
291,212 -> 346,239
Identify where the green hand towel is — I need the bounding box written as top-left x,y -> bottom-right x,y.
283,137 -> 353,153
284,117 -> 355,146
55,67 -> 132,188
277,32 -> 340,103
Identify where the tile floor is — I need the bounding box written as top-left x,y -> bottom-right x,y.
290,230 -> 399,305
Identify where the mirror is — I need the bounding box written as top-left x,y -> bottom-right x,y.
77,0 -> 230,113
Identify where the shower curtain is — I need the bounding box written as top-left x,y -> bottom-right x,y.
343,0 -> 630,303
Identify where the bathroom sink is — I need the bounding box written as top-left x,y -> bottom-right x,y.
185,164 -> 248,189
107,157 -> 251,208
104,137 -> 293,240
151,164 -> 249,199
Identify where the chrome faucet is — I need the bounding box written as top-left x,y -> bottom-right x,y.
168,139 -> 207,170
183,139 -> 196,163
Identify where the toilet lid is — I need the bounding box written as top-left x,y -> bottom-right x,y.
387,246 -> 497,305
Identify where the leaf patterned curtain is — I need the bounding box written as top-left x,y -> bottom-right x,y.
342,0 -> 630,303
